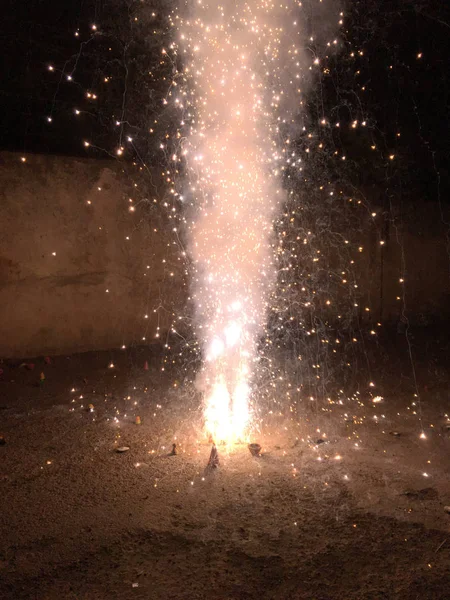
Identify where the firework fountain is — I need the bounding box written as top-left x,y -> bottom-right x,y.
174,0 -> 330,444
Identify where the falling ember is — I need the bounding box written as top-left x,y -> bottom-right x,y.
174,1 -> 321,443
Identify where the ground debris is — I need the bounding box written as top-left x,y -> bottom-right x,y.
207,444 -> 220,467
401,488 -> 438,501
248,443 -> 262,456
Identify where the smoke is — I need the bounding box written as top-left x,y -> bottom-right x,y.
174,0 -> 340,442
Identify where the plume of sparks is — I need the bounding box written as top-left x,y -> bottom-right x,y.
172,0 -> 317,443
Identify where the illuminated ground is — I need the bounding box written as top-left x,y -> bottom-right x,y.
1,344 -> 450,599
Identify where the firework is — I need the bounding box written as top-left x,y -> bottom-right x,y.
174,0 -> 321,443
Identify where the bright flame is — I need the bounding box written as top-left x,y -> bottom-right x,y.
204,372 -> 251,443
204,378 -> 232,443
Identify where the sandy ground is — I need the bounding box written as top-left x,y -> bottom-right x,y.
1,343 -> 450,600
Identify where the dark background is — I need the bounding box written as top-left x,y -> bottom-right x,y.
1,0 -> 449,205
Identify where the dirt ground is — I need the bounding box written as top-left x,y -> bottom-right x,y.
1,342 -> 450,600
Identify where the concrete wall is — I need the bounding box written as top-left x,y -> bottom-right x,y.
1,151 -> 449,358
359,215 -> 450,326
0,152 -> 184,358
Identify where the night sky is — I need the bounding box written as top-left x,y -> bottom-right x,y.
1,0 -> 97,155
1,0 -> 449,204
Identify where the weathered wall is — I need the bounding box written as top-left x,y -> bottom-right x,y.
359,212 -> 450,326
1,151 -> 449,358
0,152 -> 184,358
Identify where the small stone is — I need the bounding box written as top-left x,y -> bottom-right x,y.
171,443 -> 177,456
444,506 -> 450,514
390,431 -> 401,437
248,443 -> 262,457
0,436 -> 5,446
315,438 -> 325,445
116,446 -> 130,453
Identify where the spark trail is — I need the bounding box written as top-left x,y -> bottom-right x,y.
173,0 -> 320,443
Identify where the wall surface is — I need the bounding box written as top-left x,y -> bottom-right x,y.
1,151 -> 449,358
0,152 -> 184,358
359,213 -> 450,327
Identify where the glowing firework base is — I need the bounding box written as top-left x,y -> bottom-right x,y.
204,375 -> 252,445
